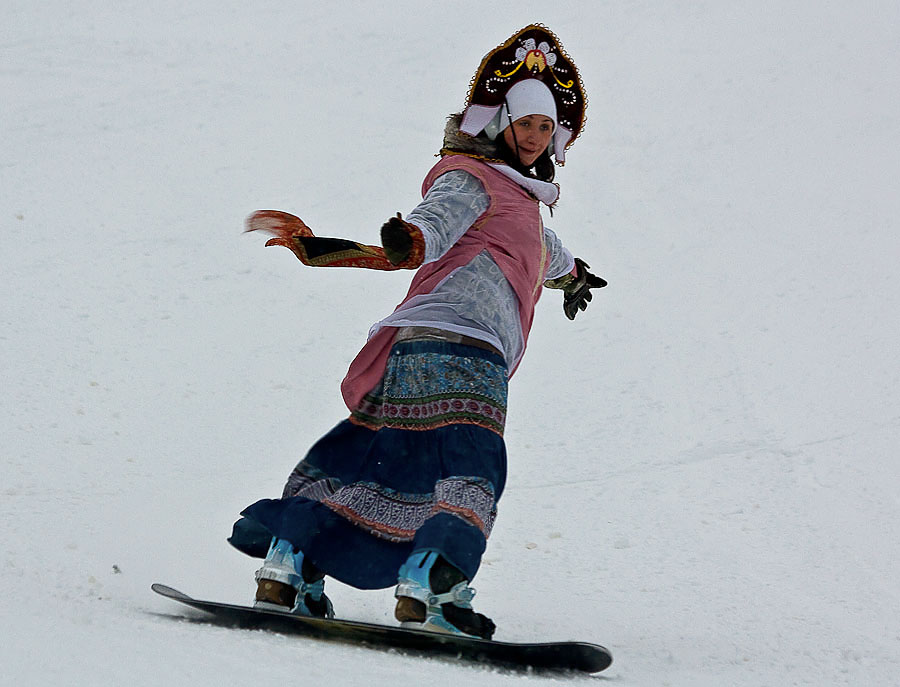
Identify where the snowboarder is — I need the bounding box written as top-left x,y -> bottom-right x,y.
229,24 -> 606,640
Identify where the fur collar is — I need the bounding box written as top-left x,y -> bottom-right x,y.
441,113 -> 504,161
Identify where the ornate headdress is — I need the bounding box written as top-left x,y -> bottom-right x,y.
460,24 -> 586,165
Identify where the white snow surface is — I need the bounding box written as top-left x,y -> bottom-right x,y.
3,1 -> 899,685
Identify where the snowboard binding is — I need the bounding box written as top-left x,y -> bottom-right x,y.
254,538 -> 334,619
394,550 -> 495,640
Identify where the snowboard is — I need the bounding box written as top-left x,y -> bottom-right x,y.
152,583 -> 612,674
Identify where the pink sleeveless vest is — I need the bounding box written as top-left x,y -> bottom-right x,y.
340,156 -> 548,411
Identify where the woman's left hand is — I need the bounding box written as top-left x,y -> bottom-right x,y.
545,257 -> 607,320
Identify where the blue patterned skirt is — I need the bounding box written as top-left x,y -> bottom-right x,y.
229,340 -> 508,589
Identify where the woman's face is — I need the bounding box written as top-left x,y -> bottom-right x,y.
503,114 -> 555,167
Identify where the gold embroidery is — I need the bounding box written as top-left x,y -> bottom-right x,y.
533,220 -> 548,298
524,50 -> 547,72
494,62 -> 524,79
551,73 -> 575,89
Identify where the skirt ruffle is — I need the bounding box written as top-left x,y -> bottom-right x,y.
229,340 -> 508,589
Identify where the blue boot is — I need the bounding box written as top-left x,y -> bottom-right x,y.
394,550 -> 495,639
254,538 -> 334,618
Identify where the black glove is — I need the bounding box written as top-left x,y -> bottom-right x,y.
544,257 -> 607,320
380,213 -> 426,268
564,258 -> 607,319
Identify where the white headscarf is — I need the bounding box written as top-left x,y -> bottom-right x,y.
463,78 -> 571,162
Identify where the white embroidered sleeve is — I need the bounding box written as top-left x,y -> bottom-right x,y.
405,170 -> 490,264
542,225 -> 576,280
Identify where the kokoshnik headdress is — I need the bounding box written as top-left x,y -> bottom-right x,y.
460,24 -> 587,165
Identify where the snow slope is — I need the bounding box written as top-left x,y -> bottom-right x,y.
2,1 -> 899,684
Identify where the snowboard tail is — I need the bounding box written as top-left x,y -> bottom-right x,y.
151,583 -> 612,674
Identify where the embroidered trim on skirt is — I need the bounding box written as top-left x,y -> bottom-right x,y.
286,461 -> 498,542
229,340 -> 509,588
349,339 -> 508,436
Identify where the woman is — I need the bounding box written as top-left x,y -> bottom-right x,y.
230,24 -> 606,640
